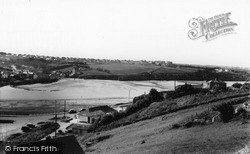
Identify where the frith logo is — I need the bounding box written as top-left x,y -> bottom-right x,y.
188,12 -> 237,41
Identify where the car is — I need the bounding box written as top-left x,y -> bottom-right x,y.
79,108 -> 86,112
21,126 -> 32,132
26,123 -> 36,128
65,130 -> 72,133
37,121 -> 46,125
68,109 -> 77,114
58,130 -> 64,134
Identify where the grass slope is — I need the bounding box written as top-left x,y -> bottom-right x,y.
89,63 -> 160,75
78,93 -> 250,153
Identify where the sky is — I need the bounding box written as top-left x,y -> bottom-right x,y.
0,0 -> 249,68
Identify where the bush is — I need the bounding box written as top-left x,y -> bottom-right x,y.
170,123 -> 181,129
133,94 -> 146,104
232,83 -> 242,89
212,103 -> 234,123
99,114 -> 114,125
241,83 -> 250,90
149,88 -> 163,102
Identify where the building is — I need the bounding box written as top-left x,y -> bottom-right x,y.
175,81 -> 203,90
192,84 -> 203,89
77,105 -> 117,124
205,79 -> 227,90
1,71 -> 11,79
33,73 -> 38,79
70,66 -> 81,76
66,124 -> 89,135
113,103 -> 131,112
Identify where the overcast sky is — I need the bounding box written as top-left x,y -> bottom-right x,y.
0,0 -> 249,68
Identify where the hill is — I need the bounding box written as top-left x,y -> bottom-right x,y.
78,87 -> 250,153
0,52 -> 249,87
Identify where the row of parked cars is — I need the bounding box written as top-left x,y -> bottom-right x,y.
21,121 -> 49,132
21,123 -> 36,132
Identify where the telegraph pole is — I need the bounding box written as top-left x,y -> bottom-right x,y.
0,126 -> 3,141
128,90 -> 131,103
63,100 -> 66,118
54,101 -> 57,138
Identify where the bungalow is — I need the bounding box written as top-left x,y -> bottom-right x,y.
205,79 -> 227,90
77,105 -> 117,124
66,124 -> 89,135
175,82 -> 203,90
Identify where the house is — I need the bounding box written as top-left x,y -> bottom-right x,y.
77,105 -> 117,124
192,84 -> 203,89
5,135 -> 84,154
1,71 -> 11,79
70,66 -> 81,76
33,73 -> 38,79
113,103 -> 131,112
205,79 -> 227,90
66,124 -> 89,135
175,81 -> 203,90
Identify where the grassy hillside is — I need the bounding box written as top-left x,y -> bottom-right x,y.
78,89 -> 250,153
79,101 -> 250,153
88,87 -> 250,132
89,63 -> 160,75
1,52 -> 249,82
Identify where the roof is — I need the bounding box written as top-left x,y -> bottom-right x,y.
72,125 -> 89,130
114,102 -> 132,106
78,105 -> 116,117
67,124 -> 89,130
89,105 -> 116,113
5,135 -> 84,154
207,79 -> 226,83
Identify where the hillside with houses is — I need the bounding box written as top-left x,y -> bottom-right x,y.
0,52 -> 249,87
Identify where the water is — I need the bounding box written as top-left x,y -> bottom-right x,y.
0,79 -> 176,102
0,79 -> 244,102
0,79 -> 243,137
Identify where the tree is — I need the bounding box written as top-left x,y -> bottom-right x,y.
232,83 -> 242,89
212,103 -> 234,123
149,88 -> 163,102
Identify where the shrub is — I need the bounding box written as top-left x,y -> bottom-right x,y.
170,123 -> 181,129
232,83 -> 242,89
133,94 -> 146,104
149,88 -> 163,102
99,114 -> 114,125
241,83 -> 250,90
212,103 -> 234,123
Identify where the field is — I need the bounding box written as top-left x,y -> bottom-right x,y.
89,63 -> 160,75
89,63 -> 203,75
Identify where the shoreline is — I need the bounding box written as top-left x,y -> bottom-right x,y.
1,77 -> 248,88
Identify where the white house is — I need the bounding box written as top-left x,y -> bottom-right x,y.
77,105 -> 117,124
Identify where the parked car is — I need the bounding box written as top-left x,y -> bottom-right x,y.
65,130 -> 72,133
26,123 -> 36,128
58,130 -> 64,134
68,109 -> 77,114
37,121 -> 46,125
21,126 -> 32,132
79,108 -> 86,112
